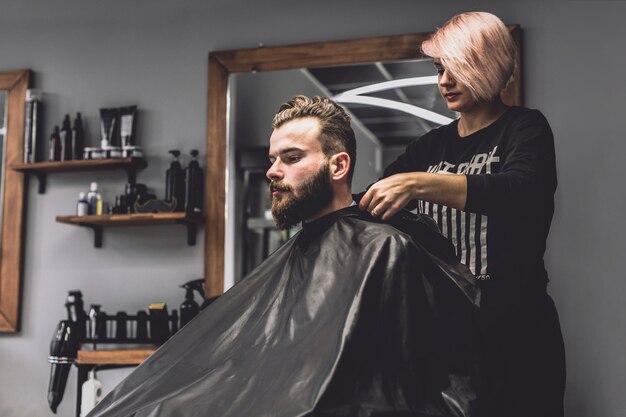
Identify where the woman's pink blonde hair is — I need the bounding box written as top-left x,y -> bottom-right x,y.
421,12 -> 518,103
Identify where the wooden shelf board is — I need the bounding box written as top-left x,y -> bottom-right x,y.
56,212 -> 204,227
10,157 -> 147,174
77,347 -> 157,365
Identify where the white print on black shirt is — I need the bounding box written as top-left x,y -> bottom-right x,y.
425,146 -> 500,175
419,146 -> 500,277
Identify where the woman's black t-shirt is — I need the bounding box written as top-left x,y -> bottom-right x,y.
384,106 -> 557,295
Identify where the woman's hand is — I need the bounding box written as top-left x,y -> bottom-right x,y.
359,172 -> 468,220
359,173 -> 419,220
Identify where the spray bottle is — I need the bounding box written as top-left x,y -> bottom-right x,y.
179,279 -> 205,327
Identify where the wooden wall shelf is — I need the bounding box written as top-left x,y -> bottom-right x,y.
76,347 -> 157,365
10,157 -> 147,193
56,212 -> 204,247
75,347 -> 157,417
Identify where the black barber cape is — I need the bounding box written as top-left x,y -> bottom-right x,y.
88,206 -> 481,417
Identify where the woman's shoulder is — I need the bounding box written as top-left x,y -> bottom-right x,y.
412,119 -> 459,147
505,106 -> 551,126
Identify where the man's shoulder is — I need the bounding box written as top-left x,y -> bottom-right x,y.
334,207 -> 415,246
333,206 -> 458,263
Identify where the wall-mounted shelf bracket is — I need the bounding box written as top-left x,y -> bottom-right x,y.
91,225 -> 103,248
35,173 -> 47,194
177,220 -> 198,246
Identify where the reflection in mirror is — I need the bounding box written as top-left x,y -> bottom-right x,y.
226,58 -> 455,287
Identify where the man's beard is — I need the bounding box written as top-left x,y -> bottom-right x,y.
270,163 -> 333,230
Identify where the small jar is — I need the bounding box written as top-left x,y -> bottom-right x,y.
108,147 -> 123,158
122,146 -> 143,159
83,147 -> 97,160
91,148 -> 104,159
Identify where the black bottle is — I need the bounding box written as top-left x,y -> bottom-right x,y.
72,112 -> 84,160
179,284 -> 200,328
165,150 -> 185,211
49,126 -> 62,162
184,149 -> 204,215
60,114 -> 72,161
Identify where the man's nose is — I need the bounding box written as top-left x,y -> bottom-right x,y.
266,160 -> 283,181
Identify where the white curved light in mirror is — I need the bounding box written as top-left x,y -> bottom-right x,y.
333,75 -> 454,125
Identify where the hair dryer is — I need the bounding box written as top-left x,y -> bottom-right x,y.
47,319 -> 79,413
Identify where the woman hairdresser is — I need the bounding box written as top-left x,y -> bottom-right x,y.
359,12 -> 565,417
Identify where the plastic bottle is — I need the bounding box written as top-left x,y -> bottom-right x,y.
165,150 -> 185,211
60,114 -> 72,161
184,150 -> 204,214
72,113 -> 85,160
77,192 -> 89,216
179,285 -> 200,327
80,369 -> 102,417
49,126 -> 62,162
95,193 -> 103,215
86,182 -> 98,215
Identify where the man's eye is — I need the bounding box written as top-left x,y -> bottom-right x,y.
287,155 -> 301,163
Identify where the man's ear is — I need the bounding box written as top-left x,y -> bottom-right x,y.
329,152 -> 351,181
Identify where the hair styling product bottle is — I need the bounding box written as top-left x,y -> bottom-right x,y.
165,150 -> 185,211
77,192 -> 89,216
184,150 -> 204,215
49,126 -> 62,162
60,114 -> 72,161
86,182 -> 98,215
72,113 -> 85,160
95,193 -> 103,216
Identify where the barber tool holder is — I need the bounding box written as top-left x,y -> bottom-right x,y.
83,311 -> 180,348
70,310 -> 179,417
47,290 -> 182,417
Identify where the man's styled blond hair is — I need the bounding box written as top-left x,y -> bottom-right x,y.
273,95 -> 357,182
421,11 -> 518,103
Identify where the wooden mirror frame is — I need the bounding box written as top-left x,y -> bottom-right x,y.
0,70 -> 29,332
205,27 -> 521,297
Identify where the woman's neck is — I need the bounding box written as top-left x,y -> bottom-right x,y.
457,98 -> 509,137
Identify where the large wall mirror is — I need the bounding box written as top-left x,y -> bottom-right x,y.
0,70 -> 29,332
205,28 -> 521,296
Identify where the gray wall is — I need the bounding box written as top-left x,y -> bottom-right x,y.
0,1 -> 624,416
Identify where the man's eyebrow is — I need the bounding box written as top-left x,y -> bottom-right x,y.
269,147 -> 304,158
